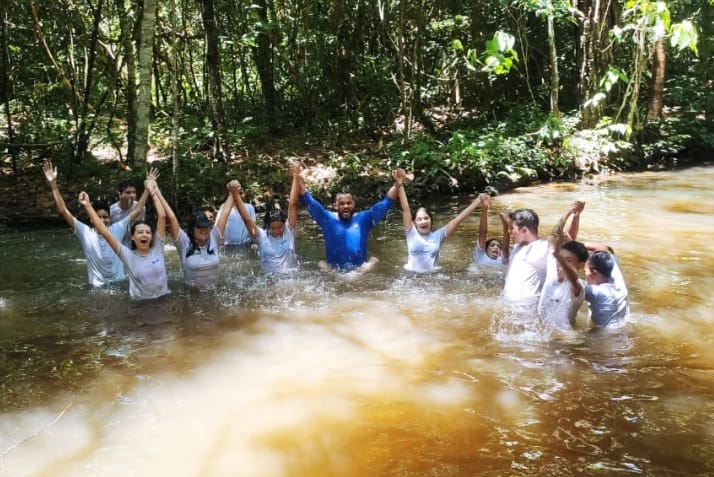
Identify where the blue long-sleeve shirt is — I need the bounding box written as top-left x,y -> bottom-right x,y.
300,191 -> 393,270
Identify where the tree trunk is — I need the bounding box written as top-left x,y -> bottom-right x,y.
0,4 -> 19,173
252,0 -> 275,116
547,12 -> 560,117
116,0 -> 138,164
577,0 -> 617,128
199,0 -> 225,159
647,37 -> 666,120
131,0 -> 158,166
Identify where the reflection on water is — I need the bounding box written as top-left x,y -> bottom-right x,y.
2,165 -> 714,475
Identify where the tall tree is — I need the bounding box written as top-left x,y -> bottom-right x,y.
199,0 -> 225,159
132,0 -> 158,165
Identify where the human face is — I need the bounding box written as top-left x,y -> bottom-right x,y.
485,240 -> 501,259
509,222 -> 528,245
584,261 -> 602,285
414,209 -> 432,234
193,226 -> 210,246
96,209 -> 111,227
334,194 -> 355,221
560,248 -> 584,270
268,220 -> 285,238
132,223 -> 153,254
119,186 -> 137,209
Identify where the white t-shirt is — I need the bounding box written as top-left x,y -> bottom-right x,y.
585,256 -> 629,328
175,227 -> 222,288
256,224 -> 298,273
471,241 -> 506,268
538,253 -> 585,330
404,224 -> 447,273
223,205 -> 255,246
74,218 -> 129,286
110,200 -> 145,246
118,236 -> 170,300
503,239 -> 549,307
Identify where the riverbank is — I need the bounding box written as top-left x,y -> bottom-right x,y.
1,119 -> 710,230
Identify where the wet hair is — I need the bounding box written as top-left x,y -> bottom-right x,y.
412,206 -> 431,222
587,250 -> 615,279
561,240 -> 589,263
485,238 -> 502,250
92,200 -> 110,215
185,212 -> 215,258
129,220 -> 154,250
263,208 -> 286,230
509,208 -> 539,234
117,178 -> 135,193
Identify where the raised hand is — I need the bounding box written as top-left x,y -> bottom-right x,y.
289,162 -> 303,177
147,167 -> 160,182
78,191 -> 90,206
227,180 -> 241,193
478,193 -> 491,208
42,161 -> 57,183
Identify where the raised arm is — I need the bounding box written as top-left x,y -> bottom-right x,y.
549,232 -> 583,300
42,161 -> 75,228
228,180 -> 259,238
444,195 -> 481,238
387,168 -> 407,201
564,200 -> 585,241
394,170 -> 412,230
477,193 -> 490,249
79,191 -> 120,253
146,182 -> 167,241
498,210 -> 511,264
287,163 -> 302,229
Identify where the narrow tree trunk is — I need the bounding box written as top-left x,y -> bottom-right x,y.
116,0 -> 138,164
0,5 -> 19,173
577,0 -> 617,128
132,0 -> 158,166
647,38 -> 666,120
199,0 -> 225,159
252,0 -> 275,116
547,12 -> 560,117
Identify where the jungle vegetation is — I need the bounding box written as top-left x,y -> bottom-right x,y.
0,0 -> 711,220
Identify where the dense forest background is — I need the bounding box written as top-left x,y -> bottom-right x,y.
0,0 -> 712,225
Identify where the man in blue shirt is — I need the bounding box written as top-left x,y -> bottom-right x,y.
298,168 -> 406,271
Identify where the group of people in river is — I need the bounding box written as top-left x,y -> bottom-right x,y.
42,161 -> 629,332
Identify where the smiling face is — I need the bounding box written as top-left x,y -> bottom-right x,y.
414,208 -> 432,234
267,220 -> 285,238
334,194 -> 356,221
131,223 -> 153,254
193,226 -> 210,246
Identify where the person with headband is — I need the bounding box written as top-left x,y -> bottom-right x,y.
42,161 -> 155,287
227,163 -> 301,274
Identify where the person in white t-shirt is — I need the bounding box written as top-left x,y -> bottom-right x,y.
80,179 -> 170,301
154,187 -> 231,289
396,171 -> 481,274
227,164 -> 302,274
215,191 -> 256,248
42,161 -> 152,287
538,201 -> 588,331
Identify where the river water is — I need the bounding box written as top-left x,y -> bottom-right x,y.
1,165 -> 714,476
